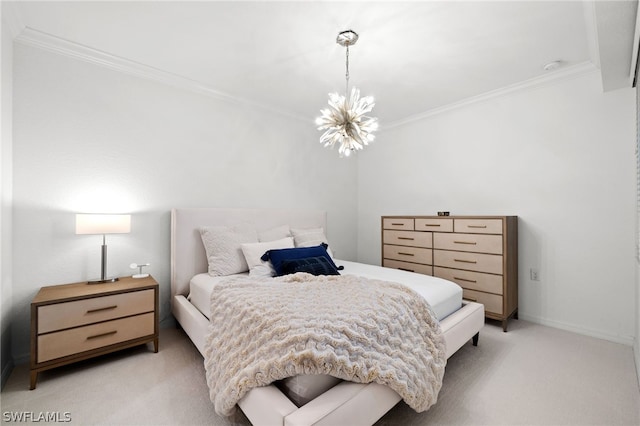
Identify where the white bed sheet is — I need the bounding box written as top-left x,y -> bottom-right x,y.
188,260 -> 462,322
188,271 -> 248,321
337,260 -> 462,320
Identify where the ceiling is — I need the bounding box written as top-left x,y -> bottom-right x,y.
5,1 -> 639,127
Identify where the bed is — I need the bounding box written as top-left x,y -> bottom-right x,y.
170,207 -> 484,426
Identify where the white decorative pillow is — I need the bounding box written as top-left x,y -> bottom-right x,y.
290,227 -> 334,257
258,225 -> 291,242
241,237 -> 295,277
199,226 -> 258,276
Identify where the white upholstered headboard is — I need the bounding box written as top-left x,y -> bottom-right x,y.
170,207 -> 327,298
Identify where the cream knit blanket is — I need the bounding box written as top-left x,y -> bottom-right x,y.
204,273 -> 446,416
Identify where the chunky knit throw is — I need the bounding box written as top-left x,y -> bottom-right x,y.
204,273 -> 446,416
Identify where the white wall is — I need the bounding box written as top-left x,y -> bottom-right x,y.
1,6 -> 15,386
358,71 -> 636,344
10,43 -> 358,362
635,83 -> 640,385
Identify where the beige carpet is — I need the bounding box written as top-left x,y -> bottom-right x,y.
2,319 -> 639,425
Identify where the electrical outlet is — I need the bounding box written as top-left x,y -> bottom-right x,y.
530,268 -> 540,281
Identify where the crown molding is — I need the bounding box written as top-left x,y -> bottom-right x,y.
14,27 -> 309,122
1,2 -> 26,38
383,61 -> 599,130
13,27 -> 602,131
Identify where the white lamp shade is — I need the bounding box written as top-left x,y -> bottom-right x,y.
76,214 -> 131,235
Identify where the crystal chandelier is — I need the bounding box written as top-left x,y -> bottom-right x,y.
316,30 -> 378,157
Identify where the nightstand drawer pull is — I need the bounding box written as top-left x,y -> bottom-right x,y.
454,276 -> 477,283
398,252 -> 415,256
454,259 -> 478,264
86,305 -> 118,314
86,330 -> 117,340
397,237 -> 415,240
454,241 -> 477,245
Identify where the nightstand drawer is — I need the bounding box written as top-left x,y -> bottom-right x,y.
383,245 -> 432,264
37,312 -> 155,363
38,289 -> 154,334
454,219 -> 503,234
463,289 -> 503,315
383,230 -> 432,248
434,267 -> 503,295
434,233 -> 503,254
434,250 -> 503,274
382,218 -> 414,230
383,259 -> 433,276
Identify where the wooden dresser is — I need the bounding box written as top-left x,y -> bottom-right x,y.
382,215 -> 518,331
30,275 -> 159,389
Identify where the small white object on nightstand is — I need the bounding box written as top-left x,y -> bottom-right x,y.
130,263 -> 150,279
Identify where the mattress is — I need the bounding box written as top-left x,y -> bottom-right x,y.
188,260 -> 463,408
188,260 -> 462,322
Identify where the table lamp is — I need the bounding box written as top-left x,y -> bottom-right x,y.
76,213 -> 131,284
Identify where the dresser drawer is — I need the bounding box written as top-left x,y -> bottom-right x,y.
37,312 -> 155,363
383,259 -> 433,276
434,250 -> 503,274
38,289 -> 155,334
382,218 -> 414,230
463,289 -> 503,315
415,218 -> 453,232
383,245 -> 432,264
434,267 -> 503,295
434,233 -> 503,255
454,219 -> 503,234
383,230 -> 432,248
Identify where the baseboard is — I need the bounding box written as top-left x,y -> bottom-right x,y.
518,313 -> 634,346
1,357 -> 14,390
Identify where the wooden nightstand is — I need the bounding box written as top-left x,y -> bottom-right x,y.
30,275 -> 159,389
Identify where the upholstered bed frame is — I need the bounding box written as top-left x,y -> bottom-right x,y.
170,207 -> 484,426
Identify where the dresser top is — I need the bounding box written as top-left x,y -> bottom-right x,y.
382,215 -> 517,219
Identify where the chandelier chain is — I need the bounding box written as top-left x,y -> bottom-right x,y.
345,45 -> 350,95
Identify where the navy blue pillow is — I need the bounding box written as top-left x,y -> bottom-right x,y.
280,256 -> 341,276
261,243 -> 339,276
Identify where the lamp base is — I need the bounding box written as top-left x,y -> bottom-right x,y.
88,277 -> 119,285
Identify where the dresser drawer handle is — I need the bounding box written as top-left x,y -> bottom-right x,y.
463,297 -> 478,302
86,305 -> 118,314
454,276 -> 477,283
454,241 -> 477,245
86,330 -> 117,340
397,237 -> 415,241
398,252 -> 415,256
454,259 -> 477,264
398,267 -> 415,272
422,224 -> 441,227
467,225 -> 487,229
391,222 -> 405,226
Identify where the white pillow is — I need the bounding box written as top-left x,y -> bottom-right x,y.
241,237 -> 295,277
290,227 -> 334,257
199,226 -> 258,276
258,225 -> 291,242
